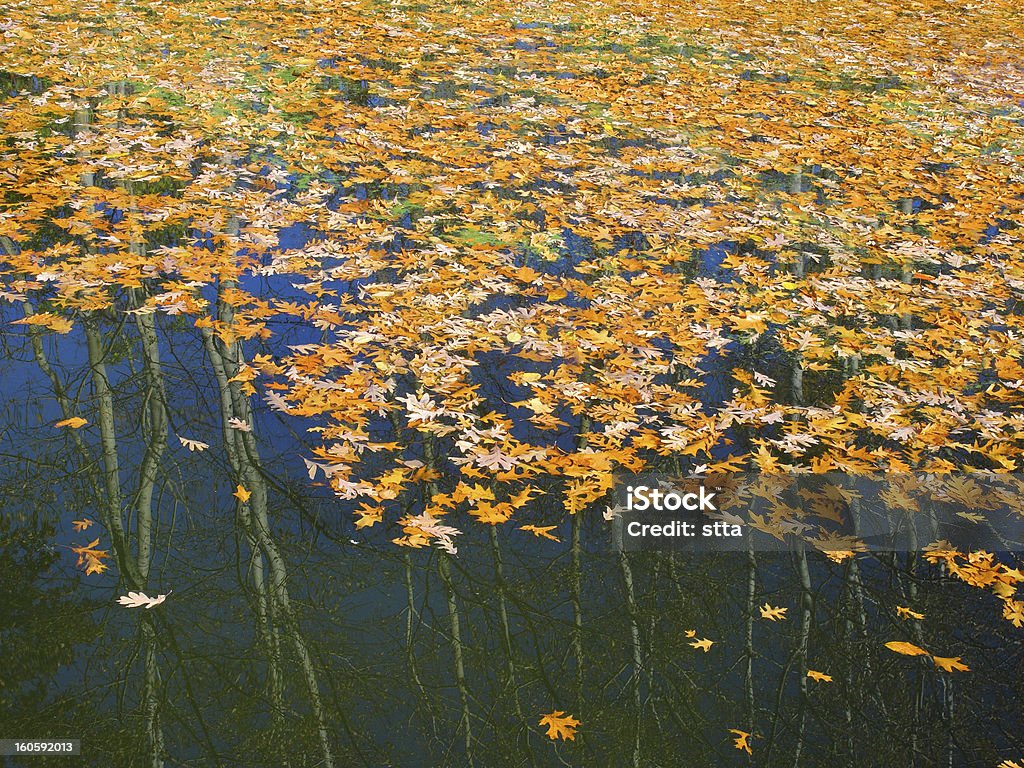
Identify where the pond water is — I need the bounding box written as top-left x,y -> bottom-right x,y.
1,282 -> 1021,768
2,0 -> 1024,764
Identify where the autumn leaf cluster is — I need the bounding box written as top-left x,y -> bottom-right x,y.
1,0 -> 1023,620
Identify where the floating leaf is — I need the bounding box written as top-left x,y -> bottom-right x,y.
760,603 -> 788,621
539,711 -> 579,741
55,417 -> 88,429
13,312 -> 73,333
178,435 -> 209,452
519,524 -> 560,542
896,606 -> 925,620
117,591 -> 170,609
884,641 -> 930,657
729,729 -> 752,755
69,538 -> 110,576
932,656 -> 970,673
353,503 -> 382,529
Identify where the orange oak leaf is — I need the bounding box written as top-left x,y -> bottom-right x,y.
13,312 -> 73,334
931,656 -> 970,673
354,503 -> 382,529
729,729 -> 752,754
539,711 -> 580,741
69,538 -> 110,575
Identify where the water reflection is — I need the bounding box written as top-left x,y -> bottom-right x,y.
0,308 -> 1021,767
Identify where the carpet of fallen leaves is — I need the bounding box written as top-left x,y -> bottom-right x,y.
2,0 -> 1024,708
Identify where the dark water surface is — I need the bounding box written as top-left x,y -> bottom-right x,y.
1,295 -> 1022,768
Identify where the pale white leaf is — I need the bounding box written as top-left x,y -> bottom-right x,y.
117,590 -> 171,609
178,435 -> 209,452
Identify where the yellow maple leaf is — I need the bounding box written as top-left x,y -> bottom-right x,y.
71,519 -> 94,532
807,670 -> 833,683
233,484 -> 252,503
689,638 -> 714,652
539,711 -> 579,741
